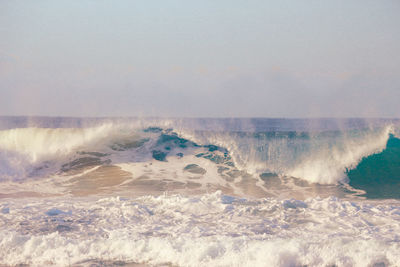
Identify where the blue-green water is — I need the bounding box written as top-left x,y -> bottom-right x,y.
347,134 -> 400,198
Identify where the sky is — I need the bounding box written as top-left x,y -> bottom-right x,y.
0,0 -> 399,118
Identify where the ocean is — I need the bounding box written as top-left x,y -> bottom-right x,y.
0,117 -> 399,266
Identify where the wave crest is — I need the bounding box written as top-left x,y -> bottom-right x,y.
0,123 -> 397,187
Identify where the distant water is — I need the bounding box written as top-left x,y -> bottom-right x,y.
0,117 -> 400,266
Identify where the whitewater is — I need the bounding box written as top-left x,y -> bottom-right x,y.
1,117 -> 400,266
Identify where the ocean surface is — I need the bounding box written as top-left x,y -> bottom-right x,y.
1,116 -> 400,266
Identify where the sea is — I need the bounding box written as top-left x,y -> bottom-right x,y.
0,116 -> 400,266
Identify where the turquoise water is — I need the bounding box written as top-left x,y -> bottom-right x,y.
348,134 -> 400,198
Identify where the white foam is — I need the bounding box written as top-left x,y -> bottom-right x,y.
0,125 -> 116,181
1,192 -> 400,266
0,123 -> 156,181
0,125 -> 116,162
178,125 -> 395,184
288,125 -> 394,183
115,153 -> 249,196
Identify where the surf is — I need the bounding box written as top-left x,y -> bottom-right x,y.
0,118 -> 398,199
1,117 -> 400,267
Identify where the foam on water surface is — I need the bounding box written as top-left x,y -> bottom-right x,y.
0,192 -> 400,266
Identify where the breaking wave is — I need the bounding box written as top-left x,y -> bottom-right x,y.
0,119 -> 398,198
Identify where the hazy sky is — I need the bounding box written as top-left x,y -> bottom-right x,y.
1,0 -> 399,117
